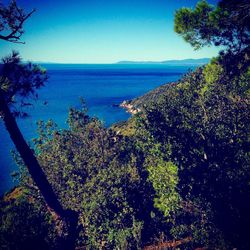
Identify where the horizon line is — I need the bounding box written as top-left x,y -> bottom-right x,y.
26,57 -> 211,65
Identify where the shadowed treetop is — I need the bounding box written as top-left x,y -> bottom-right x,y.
174,0 -> 250,54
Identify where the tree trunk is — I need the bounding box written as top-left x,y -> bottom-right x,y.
0,93 -> 64,215
0,92 -> 78,249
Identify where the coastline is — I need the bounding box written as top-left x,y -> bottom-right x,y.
119,100 -> 141,115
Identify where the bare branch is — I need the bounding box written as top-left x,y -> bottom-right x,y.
0,1 -> 35,43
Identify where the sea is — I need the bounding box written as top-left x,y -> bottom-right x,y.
0,63 -> 194,195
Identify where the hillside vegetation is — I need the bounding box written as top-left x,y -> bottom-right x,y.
0,0 -> 250,249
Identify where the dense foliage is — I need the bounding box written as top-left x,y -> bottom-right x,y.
1,0 -> 249,249
1,106 -> 178,249
137,65 -> 249,248
0,187 -> 60,250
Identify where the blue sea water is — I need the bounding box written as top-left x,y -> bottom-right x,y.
0,64 -> 192,195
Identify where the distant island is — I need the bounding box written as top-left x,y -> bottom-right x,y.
116,58 -> 210,65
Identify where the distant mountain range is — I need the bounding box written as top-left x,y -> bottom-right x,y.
23,58 -> 210,65
116,58 -> 210,65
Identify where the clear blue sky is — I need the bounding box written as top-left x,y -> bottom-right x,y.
0,0 -> 220,63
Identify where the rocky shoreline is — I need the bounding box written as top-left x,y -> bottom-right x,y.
119,100 -> 141,115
